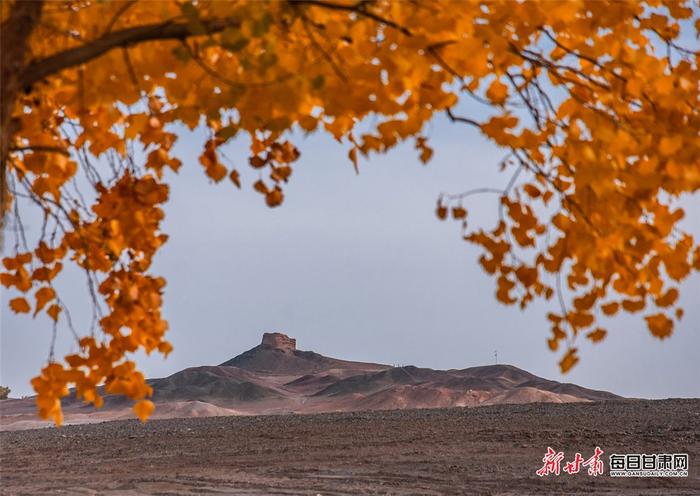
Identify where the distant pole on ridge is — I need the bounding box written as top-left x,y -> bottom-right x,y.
494,350 -> 498,365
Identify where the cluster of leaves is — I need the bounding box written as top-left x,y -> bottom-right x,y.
1,0 -> 698,424
433,0 -> 700,371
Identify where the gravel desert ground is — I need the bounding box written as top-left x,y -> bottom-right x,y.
1,399 -> 699,495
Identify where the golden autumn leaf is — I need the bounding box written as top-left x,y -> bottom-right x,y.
600,302 -> 620,316
253,180 -> 268,194
452,207 -> 467,219
9,297 -> 31,314
522,184 -> 540,198
348,148 -> 359,174
568,312 -> 594,329
645,314 -> 674,339
229,169 -> 241,189
559,348 -> 580,374
133,399 -> 155,423
47,304 -> 62,322
209,164 -> 228,183
486,80 -> 509,104
265,187 -> 284,208
586,328 -> 607,343
34,287 -> 56,315
436,204 -> 448,220
654,288 -> 679,308
622,299 -> 646,313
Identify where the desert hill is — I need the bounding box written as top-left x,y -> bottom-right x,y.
0,332 -> 619,430
220,332 -> 388,375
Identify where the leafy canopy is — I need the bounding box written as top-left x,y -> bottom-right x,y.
1,0 -> 698,425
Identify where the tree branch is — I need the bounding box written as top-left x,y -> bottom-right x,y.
9,145 -> 70,156
445,108 -> 481,128
20,16 -> 240,90
296,0 -> 412,36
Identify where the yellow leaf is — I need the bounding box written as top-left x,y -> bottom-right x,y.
586,328 -> 607,343
559,348 -> 579,373
419,146 -> 433,164
34,287 -> 56,315
348,147 -> 359,174
436,205 -> 447,220
1,273 -> 16,287
253,180 -> 268,194
265,187 -> 284,207
547,312 -> 563,324
452,206 -> 467,219
573,292 -> 596,311
298,115 -> 318,132
654,288 -> 678,308
133,399 -> 155,422
486,79 -> 508,104
568,311 -> 594,328
207,162 -> 228,183
601,301 -> 619,316
47,304 -> 62,322
158,341 -> 173,357
10,297 -> 31,314
658,136 -> 682,156
523,184 -> 540,198
229,169 -> 241,189
622,298 -> 645,313
645,313 -> 673,339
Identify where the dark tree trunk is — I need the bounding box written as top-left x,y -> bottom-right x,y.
1,0 -> 43,230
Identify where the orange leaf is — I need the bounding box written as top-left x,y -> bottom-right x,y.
452,206 -> 467,219
568,311 -> 594,328
34,287 -> 56,315
418,143 -> 433,164
654,288 -> 678,308
10,297 -> 31,314
645,313 -> 673,339
249,156 -> 266,169
207,162 -> 228,182
253,180 -> 268,194
601,301 -> 619,316
158,341 -> 173,357
0,273 -> 15,287
47,304 -> 62,322
621,298 -> 645,313
35,242 -> 56,264
265,187 -> 284,207
486,79 -> 508,104
229,169 -> 241,188
133,399 -> 155,423
348,147 -> 359,174
559,348 -> 579,373
436,205 -> 447,220
586,328 -> 607,343
523,184 -> 541,198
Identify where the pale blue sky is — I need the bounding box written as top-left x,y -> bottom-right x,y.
2,107 -> 699,399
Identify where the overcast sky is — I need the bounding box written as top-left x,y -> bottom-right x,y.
2,106 -> 699,400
